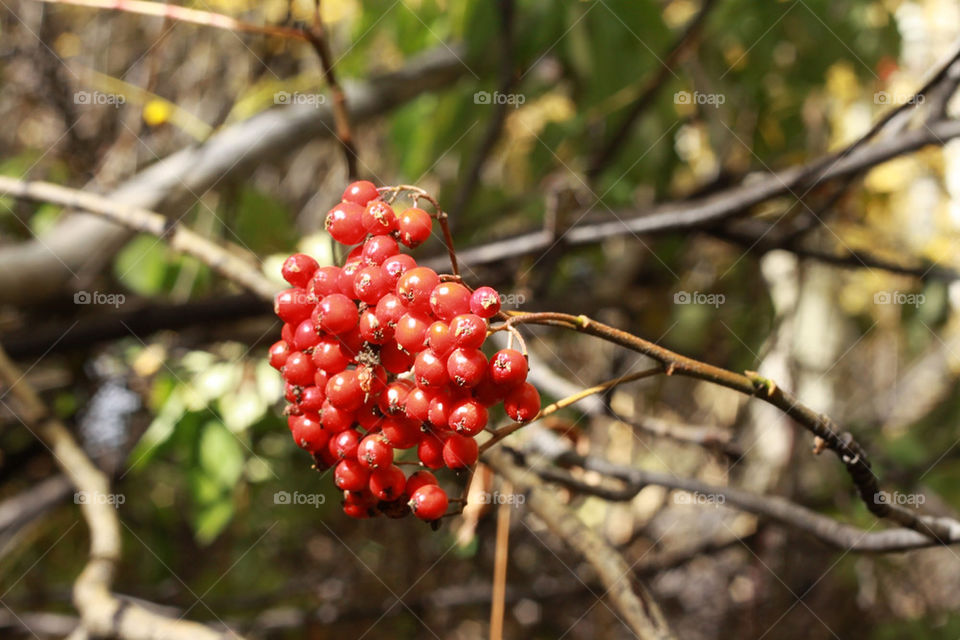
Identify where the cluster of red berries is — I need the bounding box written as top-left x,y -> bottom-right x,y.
268,181 -> 540,522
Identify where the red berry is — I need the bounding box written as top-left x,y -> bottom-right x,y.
329,428 -> 362,460
379,340 -> 416,374
382,253 -> 417,287
429,282 -> 471,321
275,288 -> 313,324
316,445 -> 338,470
414,350 -> 449,388
361,234 -> 399,266
450,314 -> 487,350
334,459 -> 370,491
356,364 -> 387,397
358,434 -> 394,468
446,348 -> 487,388
381,416 -> 421,449
293,318 -> 321,351
405,470 -> 438,495
354,399 -> 382,431
409,484 -> 448,521
353,266 -> 389,304
417,431 -> 446,469
358,310 -> 392,344
342,180 -> 380,206
427,388 -> 460,429
369,464 -> 406,500
284,382 -> 300,404
374,293 -> 405,328
326,202 -> 367,245
489,349 -> 528,387
395,312 -> 431,354
310,265 -> 342,297
320,399 -> 355,432
379,380 -> 413,416
281,322 -> 295,344
343,490 -> 378,518
470,286 -> 501,318
504,382 -> 540,422
282,253 -> 319,288
442,434 -> 478,469
397,267 -> 439,311
362,201 -> 398,235
268,340 -> 290,370
405,387 -> 433,422
337,326 -> 364,360
337,261 -> 363,300
398,207 -> 433,248
317,294 -> 359,335
289,412 -> 329,453
314,369 -> 329,389
299,385 -> 325,412
312,336 -> 350,374
447,398 -> 488,436
325,370 -> 364,411
425,321 -> 455,358
282,351 -> 315,386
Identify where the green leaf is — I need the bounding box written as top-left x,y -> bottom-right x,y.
199,420 -> 245,488
114,234 -> 170,296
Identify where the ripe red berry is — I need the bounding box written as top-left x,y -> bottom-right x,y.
358,310 -> 392,344
268,340 -> 290,370
354,399 -> 382,431
353,265 -> 389,304
356,364 -> 387,396
417,432 -> 446,469
337,326 -> 364,360
442,434 -> 478,468
369,464 -> 406,500
282,253 -> 319,288
362,234 -> 400,266
310,265 -> 342,297
314,369 -> 329,390
447,398 -> 488,436
362,201 -> 398,235
394,312 -> 431,353
284,382 -> 301,404
282,351 -> 315,386
275,288 -> 313,324
299,385 -> 325,412
489,349 -> 528,387
427,388 -> 460,429
381,416 -> 421,449
374,293 -> 405,328
325,370 -> 364,411
425,321 -> 455,358
325,202 -> 367,245
289,412 -> 329,453
379,380 -> 413,416
405,387 -> 432,422
429,282 -> 471,321
358,434 -> 394,469
334,459 -> 370,491
470,286 -> 501,318
329,428 -> 362,460
382,253 -> 417,287
281,322 -> 295,344
504,382 -> 541,422
450,314 -> 487,350
409,484 -> 448,521
312,336 -> 350,374
293,318 -> 321,351
397,267 -> 439,311
398,207 -> 433,248
446,348 -> 487,388
405,470 -> 438,495
337,261 -> 362,300
317,293 -> 359,335
414,350 -> 449,388
342,180 -> 380,206
379,339 -> 416,374
343,490 -> 378,518
320,399 -> 355,432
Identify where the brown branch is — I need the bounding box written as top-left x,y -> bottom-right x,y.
522,445 -> 960,552
0,176 -> 278,301
499,311 -> 956,542
0,346 -> 243,639
483,447 -> 676,640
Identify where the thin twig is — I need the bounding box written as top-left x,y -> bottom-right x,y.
489,479 -> 512,640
